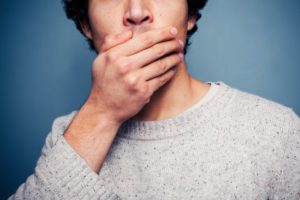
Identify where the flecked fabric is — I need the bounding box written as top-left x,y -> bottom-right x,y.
9,81 -> 300,200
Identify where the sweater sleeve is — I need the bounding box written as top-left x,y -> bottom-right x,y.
8,111 -> 120,200
273,109 -> 300,200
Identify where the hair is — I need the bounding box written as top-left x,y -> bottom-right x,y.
62,0 -> 208,54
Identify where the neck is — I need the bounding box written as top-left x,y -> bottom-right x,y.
132,60 -> 210,121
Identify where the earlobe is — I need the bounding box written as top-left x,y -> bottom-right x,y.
80,20 -> 93,39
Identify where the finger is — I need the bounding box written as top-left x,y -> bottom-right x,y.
140,53 -> 183,81
127,39 -> 183,70
113,26 -> 178,56
147,66 -> 177,93
101,30 -> 133,52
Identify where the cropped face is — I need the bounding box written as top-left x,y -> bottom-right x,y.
81,0 -> 197,52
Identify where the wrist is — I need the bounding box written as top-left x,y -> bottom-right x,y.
83,99 -> 121,130
63,100 -> 120,173
84,95 -> 121,128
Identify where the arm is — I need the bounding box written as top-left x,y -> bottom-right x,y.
63,100 -> 121,173
8,111 -> 120,200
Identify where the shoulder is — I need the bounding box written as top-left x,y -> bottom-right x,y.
221,82 -> 299,161
223,82 -> 298,126
217,82 -> 299,146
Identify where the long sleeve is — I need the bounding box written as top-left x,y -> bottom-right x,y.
8,111 -> 120,200
272,109 -> 300,200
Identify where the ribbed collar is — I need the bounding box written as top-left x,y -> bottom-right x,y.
116,81 -> 234,140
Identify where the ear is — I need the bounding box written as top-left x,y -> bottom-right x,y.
79,19 -> 93,39
187,14 -> 197,31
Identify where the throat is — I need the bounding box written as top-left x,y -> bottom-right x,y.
132,70 -> 211,121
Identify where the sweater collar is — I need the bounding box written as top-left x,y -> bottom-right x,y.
116,81 -> 234,140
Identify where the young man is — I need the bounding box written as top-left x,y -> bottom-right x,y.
10,0 -> 300,199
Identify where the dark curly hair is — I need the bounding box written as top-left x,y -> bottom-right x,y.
62,0 -> 208,54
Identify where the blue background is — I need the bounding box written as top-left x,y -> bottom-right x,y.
0,0 -> 299,198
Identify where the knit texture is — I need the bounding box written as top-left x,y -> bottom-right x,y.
9,81 -> 300,200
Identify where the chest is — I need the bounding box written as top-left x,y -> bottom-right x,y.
103,136 -> 277,200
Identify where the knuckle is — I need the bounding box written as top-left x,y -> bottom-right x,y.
176,54 -> 182,62
159,74 -> 168,83
118,65 -> 128,76
105,52 -> 116,63
117,60 -> 131,75
170,54 -> 180,64
169,41 -> 180,52
142,35 -> 153,46
159,60 -> 168,72
125,74 -> 139,88
155,46 -> 165,57
158,76 -> 165,83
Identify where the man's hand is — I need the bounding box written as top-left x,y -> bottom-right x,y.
88,26 -> 184,125
63,27 -> 183,172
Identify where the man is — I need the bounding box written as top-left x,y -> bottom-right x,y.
10,0 -> 300,199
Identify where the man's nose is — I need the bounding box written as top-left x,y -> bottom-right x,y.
123,0 -> 153,26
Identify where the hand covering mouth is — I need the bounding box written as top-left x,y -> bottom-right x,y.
130,26 -> 151,36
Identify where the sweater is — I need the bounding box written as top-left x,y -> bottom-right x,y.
9,81 -> 300,200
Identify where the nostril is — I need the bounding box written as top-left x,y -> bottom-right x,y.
142,16 -> 150,23
127,18 -> 136,25
124,11 -> 153,26
126,16 -> 151,26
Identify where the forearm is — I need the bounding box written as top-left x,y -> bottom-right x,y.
9,110 -> 121,199
64,99 -> 121,173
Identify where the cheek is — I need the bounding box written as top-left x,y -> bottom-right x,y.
153,1 -> 188,29
155,11 -> 188,41
89,14 -> 116,49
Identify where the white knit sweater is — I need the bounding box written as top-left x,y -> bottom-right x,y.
9,81 -> 300,200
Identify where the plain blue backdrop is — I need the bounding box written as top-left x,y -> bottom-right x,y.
0,0 -> 299,199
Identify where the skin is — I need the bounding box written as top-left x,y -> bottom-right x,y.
64,0 -> 211,172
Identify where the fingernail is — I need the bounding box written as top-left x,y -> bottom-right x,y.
170,27 -> 178,35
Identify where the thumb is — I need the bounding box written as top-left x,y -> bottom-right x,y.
101,30 -> 132,52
